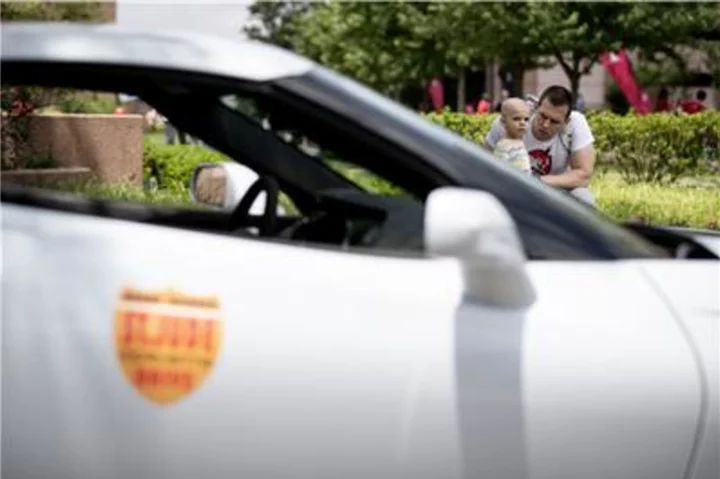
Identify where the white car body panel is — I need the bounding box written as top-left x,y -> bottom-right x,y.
2,204 -> 465,479
638,262 -> 720,479
521,262 -> 703,479
3,204 -> 710,478
2,23 -> 313,82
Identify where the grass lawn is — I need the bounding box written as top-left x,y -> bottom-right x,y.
51,180 -> 196,207
593,171 -> 719,229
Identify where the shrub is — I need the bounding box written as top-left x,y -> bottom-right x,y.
1,86 -> 60,169
23,153 -> 55,169
589,111 -> 720,184
55,94 -> 117,114
143,141 -> 228,192
424,111 -> 498,145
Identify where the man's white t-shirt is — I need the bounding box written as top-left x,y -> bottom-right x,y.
485,111 -> 594,176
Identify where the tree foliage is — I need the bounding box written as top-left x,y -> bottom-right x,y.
244,1 -> 720,103
484,2 -> 718,99
242,1 -> 311,50
1,0 -> 106,22
290,2 -> 437,98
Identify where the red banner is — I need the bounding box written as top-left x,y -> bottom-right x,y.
600,50 -> 651,114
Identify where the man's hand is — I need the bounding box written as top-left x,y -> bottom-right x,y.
540,143 -> 595,189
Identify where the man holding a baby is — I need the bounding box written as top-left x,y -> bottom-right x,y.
484,85 -> 597,207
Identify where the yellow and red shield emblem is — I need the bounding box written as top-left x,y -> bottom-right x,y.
114,288 -> 223,406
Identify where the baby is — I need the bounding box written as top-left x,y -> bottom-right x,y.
492,97 -> 532,174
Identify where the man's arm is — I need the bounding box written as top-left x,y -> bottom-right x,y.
540,143 -> 595,189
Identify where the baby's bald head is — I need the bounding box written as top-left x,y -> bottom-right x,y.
500,97 -> 530,140
501,98 -> 529,117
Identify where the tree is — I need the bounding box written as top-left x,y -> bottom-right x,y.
513,2 -> 629,100
497,2 -> 720,100
290,1 -> 556,106
425,2 -> 557,99
414,1 -> 493,109
682,4 -> 720,88
291,1 -> 439,99
697,41 -> 720,88
418,2 -> 718,102
284,1 -> 719,104
242,1 -> 312,50
292,1 -> 497,108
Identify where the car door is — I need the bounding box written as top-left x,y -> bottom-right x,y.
2,203 -> 468,479
455,259 -> 703,479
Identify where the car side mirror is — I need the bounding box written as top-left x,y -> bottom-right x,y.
424,187 -> 536,308
190,162 -> 285,215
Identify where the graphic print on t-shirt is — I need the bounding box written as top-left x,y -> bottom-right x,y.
529,147 -> 552,175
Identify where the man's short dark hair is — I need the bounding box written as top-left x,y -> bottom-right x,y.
538,85 -> 573,118
697,89 -> 707,101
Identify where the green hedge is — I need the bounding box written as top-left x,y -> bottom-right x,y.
425,111 -> 720,184
143,141 -> 228,192
55,95 -> 117,114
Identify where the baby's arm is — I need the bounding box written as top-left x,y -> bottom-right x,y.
507,145 -> 532,174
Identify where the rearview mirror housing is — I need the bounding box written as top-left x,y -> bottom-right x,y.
424,187 -> 536,308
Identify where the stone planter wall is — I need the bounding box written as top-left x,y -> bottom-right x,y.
1,167 -> 93,188
21,113 -> 144,185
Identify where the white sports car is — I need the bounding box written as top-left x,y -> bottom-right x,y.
2,23 -> 719,479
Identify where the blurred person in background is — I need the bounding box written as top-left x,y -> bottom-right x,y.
476,92 -> 492,114
679,89 -> 708,115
